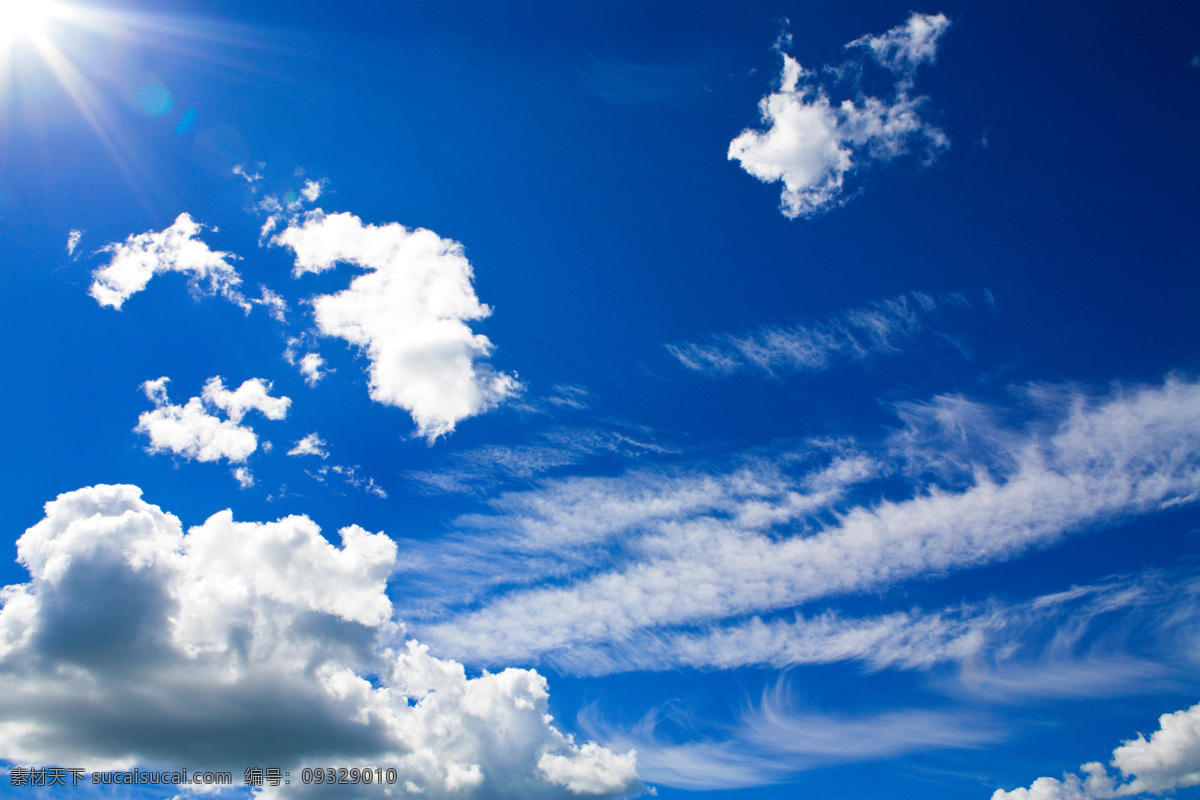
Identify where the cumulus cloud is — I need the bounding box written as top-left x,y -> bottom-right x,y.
200,376 -> 291,423
89,213 -> 249,311
135,377 -> 289,482
285,338 -> 331,386
399,378 -> 1200,667
271,209 -> 520,440
729,12 -> 950,218
288,433 -> 329,458
993,701 -> 1200,799
0,485 -> 643,799
298,353 -> 326,384
667,291 -> 966,377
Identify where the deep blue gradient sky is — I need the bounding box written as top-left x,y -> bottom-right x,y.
1,1 -> 1199,799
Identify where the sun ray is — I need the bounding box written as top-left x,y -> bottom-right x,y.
0,0 -> 294,213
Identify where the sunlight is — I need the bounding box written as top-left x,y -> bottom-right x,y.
0,0 -> 267,208
0,0 -> 63,46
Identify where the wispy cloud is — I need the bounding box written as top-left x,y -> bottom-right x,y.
251,284 -> 288,322
66,229 -> 82,256
306,462 -> 388,499
729,12 -> 950,218
406,425 -> 678,495
667,291 -> 970,378
403,378 -> 1200,668
585,683 -> 998,790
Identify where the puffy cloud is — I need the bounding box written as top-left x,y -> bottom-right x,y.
300,178 -> 324,203
993,702 -> 1200,799
136,378 -> 260,464
89,213 -> 249,311
729,13 -> 950,218
667,291 -> 964,377
135,377 -> 289,480
298,353 -> 326,384
285,338 -> 331,386
200,376 -> 291,423
288,433 -> 329,458
401,378 -> 1200,667
271,209 -> 520,440
0,485 -> 643,799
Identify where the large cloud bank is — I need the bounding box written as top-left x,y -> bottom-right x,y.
272,210 -> 520,440
729,12 -> 950,218
0,485 -> 641,799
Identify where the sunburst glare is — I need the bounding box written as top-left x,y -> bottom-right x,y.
0,0 -> 278,209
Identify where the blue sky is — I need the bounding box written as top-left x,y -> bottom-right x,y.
1,1 -> 1199,798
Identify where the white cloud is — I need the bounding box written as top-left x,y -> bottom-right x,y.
136,378 -> 260,464
233,466 -> 255,488
233,163 -> 262,183
584,684 -> 997,790
200,376 -> 291,423
288,433 -> 329,459
667,291 -> 961,377
299,352 -> 326,385
404,378 -> 1200,667
547,384 -> 591,410
331,464 -> 387,499
66,229 -> 82,256
729,13 -> 950,218
848,11 -> 951,75
134,377 -> 289,483
406,425 -> 676,495
252,285 -> 289,322
0,484 -> 643,799
993,701 -> 1200,799
89,213 -> 249,311
301,178 -> 325,203
271,209 -> 520,440
397,451 -> 877,631
284,337 -> 331,386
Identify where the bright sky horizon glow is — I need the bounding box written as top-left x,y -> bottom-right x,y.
0,2 -> 1198,799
